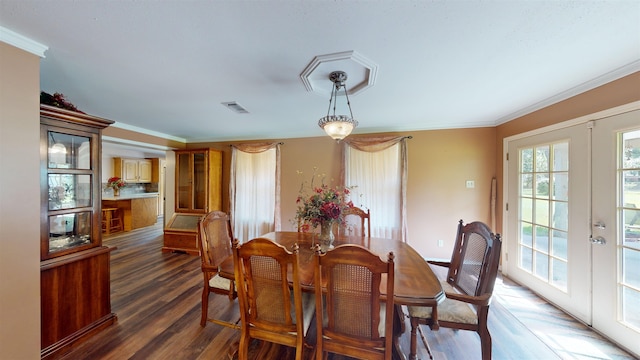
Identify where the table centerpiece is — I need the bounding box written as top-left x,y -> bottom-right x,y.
295,169 -> 354,251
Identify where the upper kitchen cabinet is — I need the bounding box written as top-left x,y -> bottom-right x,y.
113,157 -> 159,183
175,149 -> 222,213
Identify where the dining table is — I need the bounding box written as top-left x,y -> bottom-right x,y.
219,231 -> 444,360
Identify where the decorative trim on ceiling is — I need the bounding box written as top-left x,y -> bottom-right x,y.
300,50 -> 378,97
109,122 -> 187,143
495,60 -> 640,126
0,26 -> 48,58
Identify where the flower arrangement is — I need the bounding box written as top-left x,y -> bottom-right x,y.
295,168 -> 354,233
106,177 -> 126,190
40,91 -> 84,113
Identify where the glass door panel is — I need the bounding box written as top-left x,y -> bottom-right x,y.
48,212 -> 92,253
518,141 -> 570,289
47,131 -> 91,169
48,174 -> 91,210
193,152 -> 206,211
176,152 -> 192,210
620,130 -> 640,330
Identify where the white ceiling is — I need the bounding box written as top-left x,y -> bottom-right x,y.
1,1 -> 639,143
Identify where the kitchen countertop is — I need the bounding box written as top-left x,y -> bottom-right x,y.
102,192 -> 159,201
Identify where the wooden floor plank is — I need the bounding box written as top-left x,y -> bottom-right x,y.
57,220 -> 634,360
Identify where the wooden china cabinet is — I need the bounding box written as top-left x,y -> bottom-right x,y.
163,148 -> 222,254
40,104 -> 117,359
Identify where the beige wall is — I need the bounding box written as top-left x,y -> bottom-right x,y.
189,128 -> 496,259
0,42 -> 42,358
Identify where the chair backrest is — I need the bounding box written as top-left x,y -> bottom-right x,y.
233,237 -> 305,335
340,206 -> 371,237
314,244 -> 395,359
198,211 -> 234,268
446,220 -> 502,298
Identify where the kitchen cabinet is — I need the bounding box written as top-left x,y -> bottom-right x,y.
174,149 -> 221,213
102,193 -> 159,231
114,157 -> 155,183
40,104 -> 117,359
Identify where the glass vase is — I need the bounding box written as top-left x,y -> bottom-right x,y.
319,219 -> 335,252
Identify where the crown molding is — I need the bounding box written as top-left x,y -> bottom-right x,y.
495,60 -> 640,126
0,26 -> 48,58
110,122 -> 187,143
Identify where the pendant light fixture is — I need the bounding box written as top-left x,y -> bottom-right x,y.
318,71 -> 358,141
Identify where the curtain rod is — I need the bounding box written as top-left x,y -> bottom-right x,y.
229,142 -> 284,147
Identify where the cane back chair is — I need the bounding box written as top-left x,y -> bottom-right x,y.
198,211 -> 237,327
314,244 -> 395,360
407,220 -> 502,360
340,206 -> 371,238
233,237 -> 315,360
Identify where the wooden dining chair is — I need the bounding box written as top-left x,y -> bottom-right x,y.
339,206 -> 371,237
198,211 -> 238,328
313,244 -> 395,360
233,237 -> 315,360
407,220 -> 502,360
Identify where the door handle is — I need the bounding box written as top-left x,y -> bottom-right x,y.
593,222 -> 606,229
590,236 -> 606,245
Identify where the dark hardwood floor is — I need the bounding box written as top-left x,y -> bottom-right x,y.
58,220 -> 635,360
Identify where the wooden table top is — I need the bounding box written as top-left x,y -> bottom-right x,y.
220,231 -> 444,307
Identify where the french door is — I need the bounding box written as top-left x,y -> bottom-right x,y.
506,123 -> 591,322
505,108 -> 640,357
591,109 -> 639,356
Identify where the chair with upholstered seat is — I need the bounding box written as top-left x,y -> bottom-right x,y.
233,237 -> 315,360
198,211 -> 237,327
313,244 -> 395,360
407,220 -> 502,360
339,206 -> 371,237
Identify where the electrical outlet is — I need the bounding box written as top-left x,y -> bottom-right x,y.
466,180 -> 475,188
437,239 -> 444,247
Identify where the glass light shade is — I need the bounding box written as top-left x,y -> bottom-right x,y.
49,143 -> 67,154
48,143 -> 68,165
318,115 -> 358,141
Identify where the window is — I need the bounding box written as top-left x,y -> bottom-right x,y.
343,136 -> 409,241
230,143 -> 281,242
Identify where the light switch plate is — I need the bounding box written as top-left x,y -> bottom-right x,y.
466,180 -> 475,188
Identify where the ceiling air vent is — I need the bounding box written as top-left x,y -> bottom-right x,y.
221,101 -> 249,114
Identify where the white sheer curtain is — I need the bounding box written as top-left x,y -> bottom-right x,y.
230,143 -> 281,243
343,136 -> 409,242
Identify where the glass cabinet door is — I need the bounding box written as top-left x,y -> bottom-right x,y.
193,152 -> 206,211
48,212 -> 92,252
176,152 -> 192,211
43,126 -> 100,259
47,132 -> 91,169
175,150 -> 209,213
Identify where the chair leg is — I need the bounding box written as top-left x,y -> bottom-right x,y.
228,280 -> 236,300
417,324 -> 433,360
409,317 -> 419,360
201,286 -> 209,327
409,317 -> 433,360
479,326 -> 492,360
